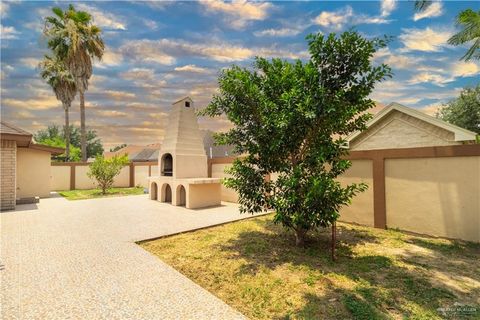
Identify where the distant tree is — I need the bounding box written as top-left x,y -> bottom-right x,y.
436,85 -> 480,135
87,155 -> 129,194
110,144 -> 127,152
44,5 -> 105,161
39,55 -> 77,161
200,31 -> 392,246
34,124 -> 104,160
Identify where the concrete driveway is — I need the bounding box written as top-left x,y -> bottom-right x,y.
1,195 -> 250,319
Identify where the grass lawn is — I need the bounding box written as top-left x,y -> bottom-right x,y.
140,214 -> 480,319
58,187 -> 144,200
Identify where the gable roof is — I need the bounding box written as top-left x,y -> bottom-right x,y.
0,121 -> 64,154
346,102 -> 477,146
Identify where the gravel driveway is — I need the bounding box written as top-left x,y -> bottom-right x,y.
1,195 -> 249,319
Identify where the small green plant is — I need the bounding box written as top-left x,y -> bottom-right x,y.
87,155 -> 129,194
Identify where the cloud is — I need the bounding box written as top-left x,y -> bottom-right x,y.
119,40 -> 176,65
420,103 -> 442,116
381,0 -> 396,17
120,68 -> 156,81
143,19 -> 158,30
1,2 -> 9,18
408,72 -> 450,86
413,2 -> 443,21
174,65 -> 210,73
254,27 -> 302,37
450,61 -> 480,77
2,95 -> 60,110
121,39 -> 252,63
76,4 -> 126,30
96,110 -> 128,118
20,57 -> 41,69
1,24 -> 20,39
399,27 -> 452,52
105,90 -> 136,100
313,6 -> 390,30
200,0 -> 273,29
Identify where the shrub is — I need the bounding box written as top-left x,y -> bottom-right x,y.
87,155 -> 129,194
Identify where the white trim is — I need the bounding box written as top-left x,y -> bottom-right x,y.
346,102 -> 477,146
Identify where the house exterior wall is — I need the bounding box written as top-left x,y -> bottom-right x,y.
350,110 -> 459,151
1,140 -> 16,210
337,160 -> 375,226
16,148 -> 52,199
385,156 -> 479,242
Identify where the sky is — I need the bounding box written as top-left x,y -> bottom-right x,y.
1,0 -> 479,149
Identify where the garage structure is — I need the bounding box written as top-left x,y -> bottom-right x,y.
1,121 -> 64,210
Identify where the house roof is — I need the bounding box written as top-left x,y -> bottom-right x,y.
0,121 -> 64,154
346,102 -> 478,145
130,148 -> 158,162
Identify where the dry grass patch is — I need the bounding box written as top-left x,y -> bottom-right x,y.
140,215 -> 480,319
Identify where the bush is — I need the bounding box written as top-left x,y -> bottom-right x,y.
87,155 -> 129,194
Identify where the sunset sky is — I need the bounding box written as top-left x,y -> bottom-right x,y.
1,0 -> 479,149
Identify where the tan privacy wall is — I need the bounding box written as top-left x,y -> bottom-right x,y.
211,163 -> 238,203
134,166 -> 150,188
337,160 -> 374,226
51,164 -> 144,190
385,156 -> 480,242
51,165 -> 70,191
16,148 -> 51,198
1,140 -> 16,210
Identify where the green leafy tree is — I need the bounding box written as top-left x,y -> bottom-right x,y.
87,155 -> 129,194
39,55 -> 77,161
436,85 -> 480,135
34,124 -> 103,160
200,31 -> 392,246
44,5 -> 105,161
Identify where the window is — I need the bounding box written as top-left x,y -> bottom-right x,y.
185,101 -> 190,107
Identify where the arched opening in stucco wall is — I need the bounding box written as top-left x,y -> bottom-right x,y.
150,182 -> 158,200
161,183 -> 172,203
161,153 -> 173,176
176,184 -> 186,206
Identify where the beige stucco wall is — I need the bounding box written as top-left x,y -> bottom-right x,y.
1,140 -> 16,210
74,165 -> 130,189
337,160 -> 374,226
350,110 -> 459,151
75,165 -> 97,189
211,163 -> 238,203
16,148 -> 51,198
385,156 -> 480,242
51,166 -> 71,191
188,183 -> 222,209
134,165 -> 150,188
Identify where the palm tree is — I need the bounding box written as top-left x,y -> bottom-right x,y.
44,5 -> 104,161
39,55 -> 77,160
448,9 -> 480,61
415,2 -> 479,61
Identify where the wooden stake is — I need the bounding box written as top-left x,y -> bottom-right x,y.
331,221 -> 337,261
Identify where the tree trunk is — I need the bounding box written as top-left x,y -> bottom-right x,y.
295,228 -> 307,247
79,90 -> 87,162
64,105 -> 70,162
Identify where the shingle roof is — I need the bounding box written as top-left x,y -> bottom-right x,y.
0,121 -> 32,136
130,148 -> 157,162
